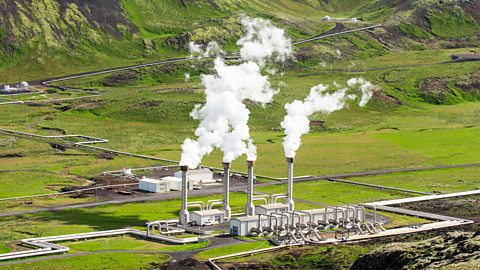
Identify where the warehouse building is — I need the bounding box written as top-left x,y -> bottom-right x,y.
174,168 -> 214,185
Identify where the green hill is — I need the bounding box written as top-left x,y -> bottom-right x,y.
0,0 -> 478,82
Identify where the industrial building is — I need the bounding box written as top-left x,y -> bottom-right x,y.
2,82 -> 29,93
174,168 -> 214,185
138,176 -> 194,193
190,209 -> 225,226
139,177 -> 169,193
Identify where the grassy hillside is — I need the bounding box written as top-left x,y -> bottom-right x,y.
0,0 -> 478,83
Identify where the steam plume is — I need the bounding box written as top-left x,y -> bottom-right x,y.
281,79 -> 375,158
180,16 -> 292,168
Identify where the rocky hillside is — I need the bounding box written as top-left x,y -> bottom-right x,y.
0,0 -> 478,82
351,231 -> 480,270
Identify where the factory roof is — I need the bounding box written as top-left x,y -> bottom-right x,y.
256,203 -> 288,210
161,176 -> 182,182
139,177 -> 161,184
231,215 -> 267,222
191,209 -> 225,216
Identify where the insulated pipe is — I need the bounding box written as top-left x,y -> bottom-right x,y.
186,203 -> 204,211
325,206 -> 338,224
179,166 -> 189,225
209,201 -> 224,210
257,214 -> 274,232
273,194 -> 288,204
355,205 -> 367,222
295,210 -> 313,227
245,160 -> 256,216
252,196 -> 268,205
336,207 -> 346,227
286,157 -> 295,211
206,199 -> 222,209
222,162 -> 232,220
271,193 -> 286,204
188,201 -> 205,211
271,212 -> 290,233
285,211 -> 303,229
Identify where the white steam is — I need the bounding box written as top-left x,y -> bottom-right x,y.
281,79 -> 375,158
237,16 -> 292,65
180,16 -> 292,168
188,41 -> 225,58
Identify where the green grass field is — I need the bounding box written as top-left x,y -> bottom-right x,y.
0,2 -> 479,268
1,253 -> 170,270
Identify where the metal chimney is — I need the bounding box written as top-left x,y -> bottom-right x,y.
245,160 -> 255,216
223,162 -> 232,220
179,165 -> 189,225
286,157 -> 295,211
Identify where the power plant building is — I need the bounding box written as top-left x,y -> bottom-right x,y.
174,168 -> 214,185
255,203 -> 288,215
138,176 -> 194,193
139,178 -> 170,193
190,209 -> 225,226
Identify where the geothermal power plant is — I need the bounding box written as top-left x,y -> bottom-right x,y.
176,157 -> 375,243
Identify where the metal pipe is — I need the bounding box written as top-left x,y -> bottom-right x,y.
187,201 -> 205,211
336,206 -> 346,227
223,162 -> 232,220
285,211 -> 302,229
257,214 -> 274,232
209,201 -> 224,210
286,157 -> 295,211
252,196 -> 268,205
186,203 -> 204,211
245,160 -> 256,216
295,210 -> 313,227
206,199 -> 222,209
273,194 -> 288,204
179,165 -> 189,225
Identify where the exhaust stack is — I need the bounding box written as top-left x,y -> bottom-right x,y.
245,160 -> 256,216
223,162 -> 232,220
179,165 -> 189,225
286,157 -> 295,211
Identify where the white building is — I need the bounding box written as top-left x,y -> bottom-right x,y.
190,209 -> 225,226
323,15 -> 331,22
255,203 -> 288,215
20,82 -> 29,91
161,176 -> 194,191
139,177 -> 170,193
174,168 -> 214,185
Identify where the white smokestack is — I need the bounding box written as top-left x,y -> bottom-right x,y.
180,16 -> 292,169
223,162 -> 232,220
245,160 -> 256,216
281,79 -> 375,158
179,165 -> 189,225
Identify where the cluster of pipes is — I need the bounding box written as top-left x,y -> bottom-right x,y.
178,156 -> 296,225
250,206 -> 385,244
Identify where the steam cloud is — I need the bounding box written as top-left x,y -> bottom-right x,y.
181,16 -> 292,168
281,79 -> 375,158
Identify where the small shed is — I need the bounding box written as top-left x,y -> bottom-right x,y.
323,15 -> 331,22
174,168 -> 214,185
255,203 -> 288,215
190,209 -> 225,226
139,177 -> 169,193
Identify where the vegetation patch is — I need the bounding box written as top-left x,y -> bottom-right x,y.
398,24 -> 430,39
427,7 -> 478,38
